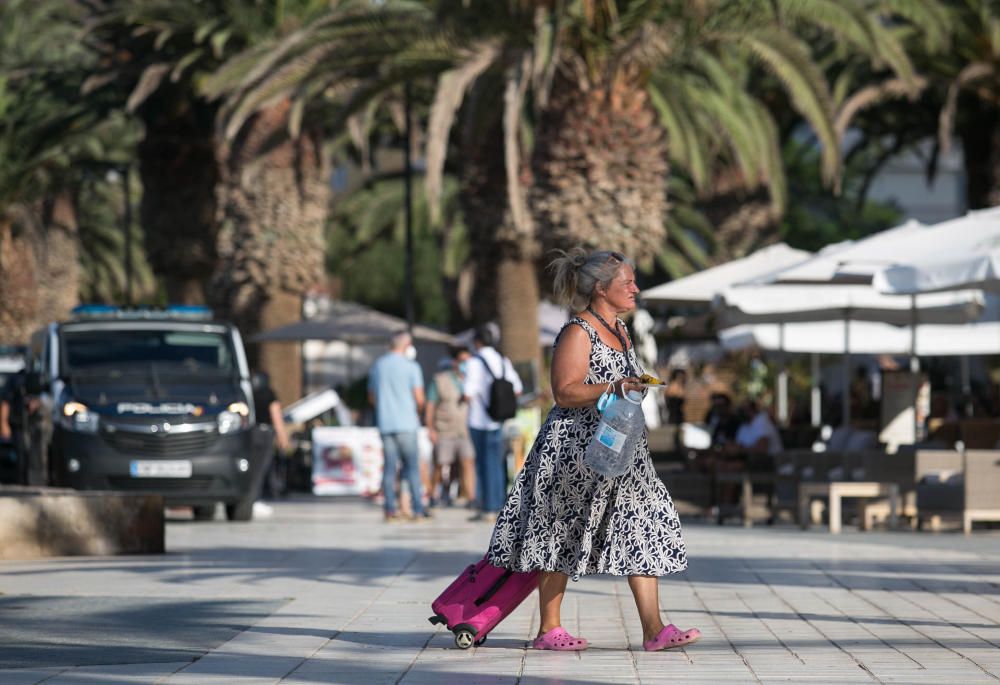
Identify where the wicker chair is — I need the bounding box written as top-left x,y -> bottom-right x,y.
917,450 -> 1000,533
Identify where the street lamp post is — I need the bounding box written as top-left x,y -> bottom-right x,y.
121,165 -> 133,307
403,82 -> 414,333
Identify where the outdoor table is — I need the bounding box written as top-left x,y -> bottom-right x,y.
798,481 -> 899,534
714,470 -> 777,527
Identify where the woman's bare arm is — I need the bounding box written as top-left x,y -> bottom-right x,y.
551,324 -> 640,408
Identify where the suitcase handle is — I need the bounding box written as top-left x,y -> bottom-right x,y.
473,569 -> 514,606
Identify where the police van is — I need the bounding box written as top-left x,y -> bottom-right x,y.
24,305 -> 267,520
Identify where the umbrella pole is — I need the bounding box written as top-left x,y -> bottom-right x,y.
777,322 -> 788,426
841,313 -> 851,428
961,354 -> 972,417
300,341 -> 307,399
403,83 -> 415,332
348,343 -> 354,387
811,352 -> 821,427
910,295 -> 920,443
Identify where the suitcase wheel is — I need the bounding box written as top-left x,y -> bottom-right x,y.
454,629 -> 476,650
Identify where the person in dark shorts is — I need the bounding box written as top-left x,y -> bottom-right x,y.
251,371 -> 290,516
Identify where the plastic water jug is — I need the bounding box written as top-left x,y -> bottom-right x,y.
585,390 -> 644,477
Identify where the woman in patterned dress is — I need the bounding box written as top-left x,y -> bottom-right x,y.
486,248 -> 700,652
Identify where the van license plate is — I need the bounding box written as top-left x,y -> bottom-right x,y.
130,460 -> 192,478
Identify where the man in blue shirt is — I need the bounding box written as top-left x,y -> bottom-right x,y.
368,331 -> 427,522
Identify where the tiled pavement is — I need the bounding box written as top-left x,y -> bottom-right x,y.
1,496 -> 999,684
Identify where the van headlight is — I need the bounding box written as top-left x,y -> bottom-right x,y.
62,401 -> 100,433
218,401 -> 250,434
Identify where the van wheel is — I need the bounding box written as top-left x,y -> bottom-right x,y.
193,505 -> 216,521
225,497 -> 254,522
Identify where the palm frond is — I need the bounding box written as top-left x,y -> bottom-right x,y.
647,81 -> 710,191
876,0 -> 952,53
740,28 -> 840,186
426,41 -> 500,225
939,61 -> 996,157
835,75 -> 928,139
503,52 -> 533,238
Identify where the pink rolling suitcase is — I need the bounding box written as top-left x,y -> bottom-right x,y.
429,557 -> 539,649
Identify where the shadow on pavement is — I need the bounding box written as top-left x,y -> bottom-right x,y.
2,546 -> 995,595
0,595 -> 285,669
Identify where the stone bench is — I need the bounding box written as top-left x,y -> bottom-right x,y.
0,486 -> 164,559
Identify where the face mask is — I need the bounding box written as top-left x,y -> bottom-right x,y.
596,383 -> 617,414
458,361 -> 468,375
404,345 -> 417,360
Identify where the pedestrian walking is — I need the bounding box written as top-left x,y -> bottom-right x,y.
250,371 -> 290,518
425,345 -> 476,507
464,325 -> 522,522
486,248 -> 700,652
368,331 -> 429,522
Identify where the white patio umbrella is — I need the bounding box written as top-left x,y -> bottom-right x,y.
867,207 -> 1000,417
718,284 -> 984,326
717,281 -> 985,426
752,219 -> 927,285
732,216 -> 993,429
641,243 -> 811,305
721,320 -> 1000,356
640,243 -> 812,424
871,206 -> 1000,295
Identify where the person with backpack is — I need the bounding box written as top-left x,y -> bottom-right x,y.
463,325 -> 523,523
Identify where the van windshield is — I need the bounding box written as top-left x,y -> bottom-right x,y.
62,329 -> 236,378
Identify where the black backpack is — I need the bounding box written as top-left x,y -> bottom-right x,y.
476,354 -> 517,421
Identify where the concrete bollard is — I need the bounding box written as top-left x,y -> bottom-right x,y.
0,487 -> 164,559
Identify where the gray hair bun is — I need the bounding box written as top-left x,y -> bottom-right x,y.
548,248 -> 632,313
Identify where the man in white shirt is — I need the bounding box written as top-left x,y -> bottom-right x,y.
463,326 -> 523,521
713,399 -> 783,523
734,400 -> 784,455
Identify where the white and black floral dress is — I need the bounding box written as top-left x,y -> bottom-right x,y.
486,317 -> 688,580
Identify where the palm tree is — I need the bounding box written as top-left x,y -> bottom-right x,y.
826,0 -> 1000,216
328,169 -> 468,328
195,0 -> 936,374
76,167 -> 157,304
932,0 -> 1000,209
83,0 -> 332,402
82,0 -> 227,303
0,0 -> 131,342
690,0 -> 947,263
81,0 -> 330,308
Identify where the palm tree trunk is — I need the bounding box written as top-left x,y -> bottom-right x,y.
703,196 -> 779,264
138,111 -> 220,304
700,169 -> 779,263
0,216 -> 38,344
256,290 -> 304,406
959,101 -> 1000,209
496,256 -> 541,390
213,99 -> 329,405
0,190 -> 79,344
460,118 -> 542,382
531,75 -> 669,258
37,190 -> 80,320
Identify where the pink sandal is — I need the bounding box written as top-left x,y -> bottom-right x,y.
643,624 -> 701,651
532,627 -> 589,651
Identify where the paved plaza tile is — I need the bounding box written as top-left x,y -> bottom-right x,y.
1,496 -> 998,684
